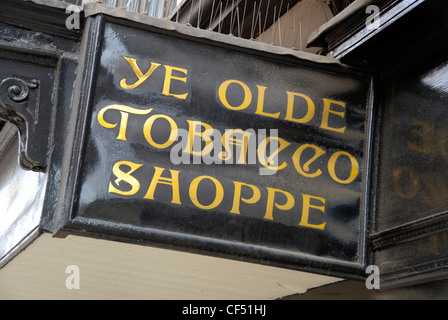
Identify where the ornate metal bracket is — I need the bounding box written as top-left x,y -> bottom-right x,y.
0,77 -> 48,171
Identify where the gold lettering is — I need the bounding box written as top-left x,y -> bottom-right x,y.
97,104 -> 153,141
285,91 -> 315,124
320,98 -> 346,133
257,136 -> 290,172
328,151 -> 359,184
189,175 -> 224,210
108,161 -> 143,196
162,65 -> 189,99
392,165 -> 419,199
120,57 -> 161,89
218,79 -> 252,111
144,166 -> 181,204
230,181 -> 261,214
219,129 -> 255,164
264,187 -> 295,220
255,85 -> 280,119
408,120 -> 434,155
184,120 -> 214,156
292,144 -> 326,178
299,194 -> 326,230
143,114 -> 178,149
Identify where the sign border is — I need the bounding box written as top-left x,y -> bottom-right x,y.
59,9 -> 375,279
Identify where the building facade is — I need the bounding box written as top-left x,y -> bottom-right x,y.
0,0 -> 447,299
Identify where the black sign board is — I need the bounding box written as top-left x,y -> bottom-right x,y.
62,8 -> 373,277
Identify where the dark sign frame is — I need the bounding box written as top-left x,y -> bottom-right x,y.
57,5 -> 375,279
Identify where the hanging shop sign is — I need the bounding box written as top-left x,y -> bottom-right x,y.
62,8 -> 374,277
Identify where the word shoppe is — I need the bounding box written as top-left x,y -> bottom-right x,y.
92,55 -> 365,232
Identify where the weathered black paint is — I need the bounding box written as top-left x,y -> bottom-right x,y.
53,11 -> 375,278
0,49 -> 58,171
314,0 -> 448,289
1,0 -> 447,295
